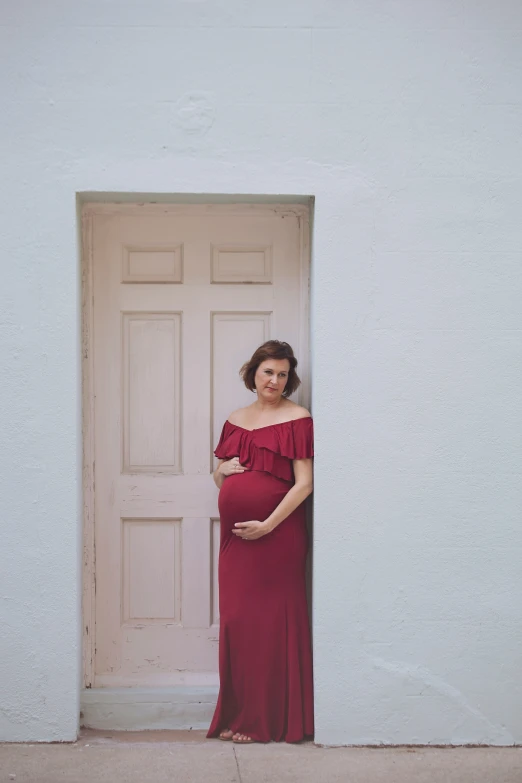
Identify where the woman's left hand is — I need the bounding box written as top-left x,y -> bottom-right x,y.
233,520 -> 271,540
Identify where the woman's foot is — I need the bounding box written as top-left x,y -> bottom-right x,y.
232,732 -> 254,744
219,729 -> 234,741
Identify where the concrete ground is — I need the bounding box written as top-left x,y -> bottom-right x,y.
1,730 -> 521,783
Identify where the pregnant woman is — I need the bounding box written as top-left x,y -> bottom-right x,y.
207,340 -> 314,744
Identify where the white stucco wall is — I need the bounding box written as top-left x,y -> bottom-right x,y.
1,0 -> 522,744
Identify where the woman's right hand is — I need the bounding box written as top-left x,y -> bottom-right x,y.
219,457 -> 248,476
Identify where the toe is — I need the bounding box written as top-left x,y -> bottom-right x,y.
233,733 -> 252,743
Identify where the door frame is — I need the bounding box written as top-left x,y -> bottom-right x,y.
81,200 -> 311,688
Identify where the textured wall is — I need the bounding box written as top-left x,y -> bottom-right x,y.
1,0 -> 522,744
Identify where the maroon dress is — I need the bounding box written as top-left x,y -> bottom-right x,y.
207,417 -> 314,743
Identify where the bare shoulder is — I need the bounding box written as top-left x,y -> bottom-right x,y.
227,406 -> 253,426
285,403 -> 311,422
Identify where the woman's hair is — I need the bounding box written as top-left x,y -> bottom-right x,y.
240,340 -> 301,397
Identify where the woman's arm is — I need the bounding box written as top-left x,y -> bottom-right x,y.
213,460 -> 226,490
233,458 -> 313,540
264,458 -> 313,532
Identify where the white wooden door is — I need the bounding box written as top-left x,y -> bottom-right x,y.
90,204 -> 308,688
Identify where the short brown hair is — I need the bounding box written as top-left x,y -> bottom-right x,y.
240,340 -> 301,397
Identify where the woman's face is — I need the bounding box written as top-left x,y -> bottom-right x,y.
254,359 -> 290,401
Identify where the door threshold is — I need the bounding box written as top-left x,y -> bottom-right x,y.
80,686 -> 218,731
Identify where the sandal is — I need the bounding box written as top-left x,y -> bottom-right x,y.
232,732 -> 254,744
219,729 -> 234,741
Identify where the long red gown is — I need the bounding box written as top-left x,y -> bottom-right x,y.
207,417 -> 314,743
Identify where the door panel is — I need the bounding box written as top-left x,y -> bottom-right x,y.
92,206 -> 308,688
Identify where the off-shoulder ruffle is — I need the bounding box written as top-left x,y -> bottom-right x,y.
214,417 -> 314,483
